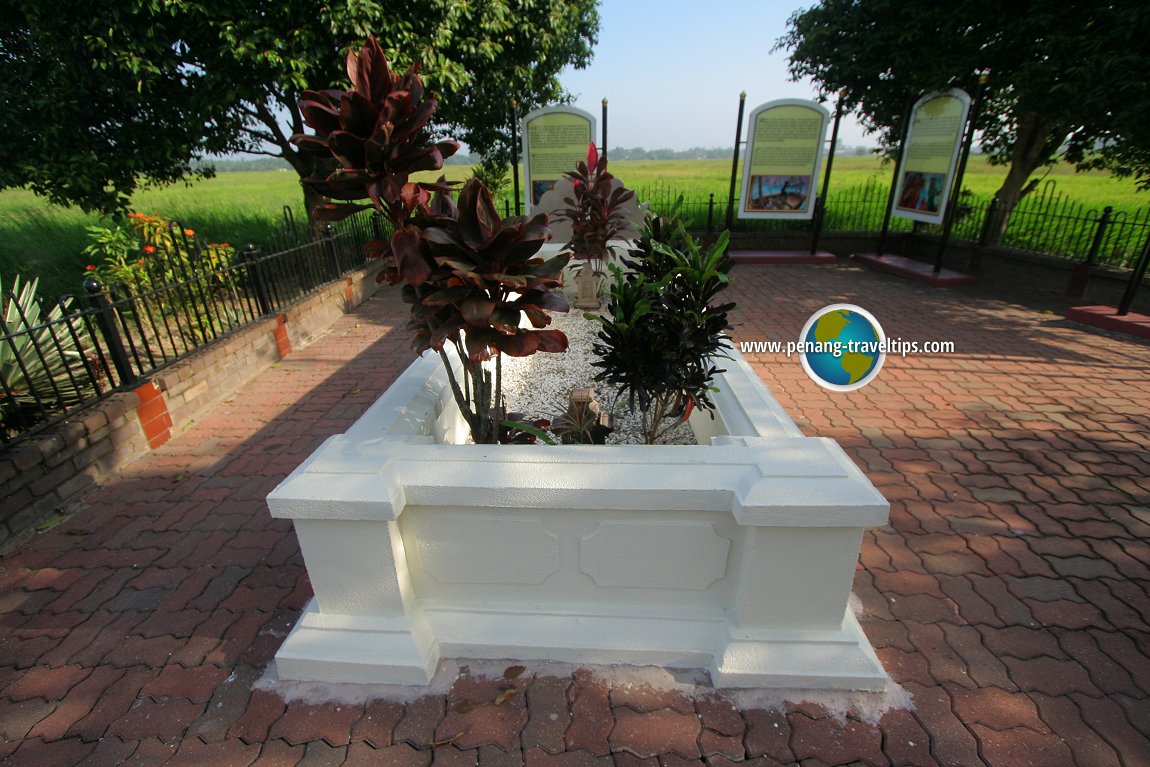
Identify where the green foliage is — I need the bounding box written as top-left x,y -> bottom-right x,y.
588,218 -> 735,445
0,276 -> 95,433
1,0 -> 599,215
470,157 -> 512,199
778,0 -> 1150,214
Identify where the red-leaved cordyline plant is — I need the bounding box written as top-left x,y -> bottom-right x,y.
557,142 -> 636,270
292,38 -> 571,444
410,179 -> 571,444
290,35 -> 458,286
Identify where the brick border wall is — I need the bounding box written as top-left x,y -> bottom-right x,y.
0,267 -> 383,545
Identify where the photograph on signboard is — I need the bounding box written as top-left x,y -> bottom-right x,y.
892,90 -> 971,224
896,171 -> 946,215
746,175 -> 812,212
532,180 -> 557,205
738,100 -> 829,220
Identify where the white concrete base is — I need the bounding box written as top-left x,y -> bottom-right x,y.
268,345 -> 890,691
278,597 -> 886,690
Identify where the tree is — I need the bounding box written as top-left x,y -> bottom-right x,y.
778,0 -> 1150,240
0,0 -> 598,216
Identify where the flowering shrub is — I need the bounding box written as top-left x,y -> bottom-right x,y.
83,212 -> 234,290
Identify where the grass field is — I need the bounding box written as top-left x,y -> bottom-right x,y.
3,156 -> 1147,300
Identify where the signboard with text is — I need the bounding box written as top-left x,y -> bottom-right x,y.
738,99 -> 830,220
521,106 -> 596,214
892,89 -> 971,225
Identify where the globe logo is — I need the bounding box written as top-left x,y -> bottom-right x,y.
798,304 -> 886,391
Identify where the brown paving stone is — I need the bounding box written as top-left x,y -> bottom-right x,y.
268,700 -> 364,748
970,723 -> 1074,767
1053,629 -> 1141,697
107,696 -> 207,742
563,670 -> 611,757
1072,692 -> 1150,765
1072,580 -> 1150,632
1001,655 -> 1100,697
976,625 -> 1063,661
522,747 -> 611,767
1031,694 -> 1122,767
185,663 -> 261,742
429,745 -> 479,767
1091,630 -> 1150,695
163,737 -> 262,766
229,688 -> 288,745
787,713 -> 884,767
120,735 -> 179,765
2,664 -> 91,702
937,624 -> 1016,691
0,699 -> 57,740
522,676 -> 571,755
904,622 -> 973,688
1,736 -> 97,767
365,745 -> 432,767
477,743 -> 523,767
609,707 -> 700,760
611,753 -> 659,767
394,695 -> 447,749
295,740 -> 346,767
72,736 -> 140,767
947,685 -> 1047,732
142,664 -> 231,702
63,666 -> 158,742
742,709 -> 792,763
1026,598 -> 1109,631
609,682 -> 695,716
352,699 -> 405,748
251,739 -> 305,766
904,683 -> 983,767
878,708 -> 939,767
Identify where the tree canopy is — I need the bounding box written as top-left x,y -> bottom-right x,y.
778,0 -> 1150,222
0,0 -> 599,215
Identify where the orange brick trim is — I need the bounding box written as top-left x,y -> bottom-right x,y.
133,380 -> 173,449
345,276 -> 355,310
274,314 -> 292,358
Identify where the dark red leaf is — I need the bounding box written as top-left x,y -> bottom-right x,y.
392,226 -> 431,285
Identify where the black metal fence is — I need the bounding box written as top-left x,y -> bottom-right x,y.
0,209 -> 379,446
625,178 -> 1150,271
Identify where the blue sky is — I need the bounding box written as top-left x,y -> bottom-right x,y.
557,0 -> 872,150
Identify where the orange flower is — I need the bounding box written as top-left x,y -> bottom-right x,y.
221,242 -> 230,248
184,228 -> 195,237
143,245 -> 156,254
85,265 -> 96,271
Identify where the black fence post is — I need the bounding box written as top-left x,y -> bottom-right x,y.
725,92 -> 747,232
83,279 -> 136,387
240,243 -> 274,316
706,193 -> 716,235
1067,206 -> 1113,298
321,223 -> 339,279
1118,231 -> 1150,316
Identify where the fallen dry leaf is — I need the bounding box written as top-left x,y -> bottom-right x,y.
494,687 -> 517,706
503,664 -> 525,679
452,700 -> 478,714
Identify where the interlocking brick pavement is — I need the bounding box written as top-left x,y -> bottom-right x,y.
2,264 -> 1149,765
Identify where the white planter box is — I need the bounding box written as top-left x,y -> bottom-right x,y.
267,347 -> 890,690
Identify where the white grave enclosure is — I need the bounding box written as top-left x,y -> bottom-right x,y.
267,346 -> 890,690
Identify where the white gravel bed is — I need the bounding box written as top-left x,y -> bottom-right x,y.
499,306 -> 697,445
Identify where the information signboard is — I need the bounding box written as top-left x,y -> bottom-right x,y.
892,89 -> 972,224
738,99 -> 830,220
521,106 -> 596,214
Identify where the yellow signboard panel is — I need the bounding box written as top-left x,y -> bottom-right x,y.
521,106 -> 596,214
739,100 -> 829,220
893,89 -> 971,224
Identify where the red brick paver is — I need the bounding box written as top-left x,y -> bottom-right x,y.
2,265 -> 1149,766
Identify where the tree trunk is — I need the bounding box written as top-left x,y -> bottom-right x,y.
984,112 -> 1063,245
